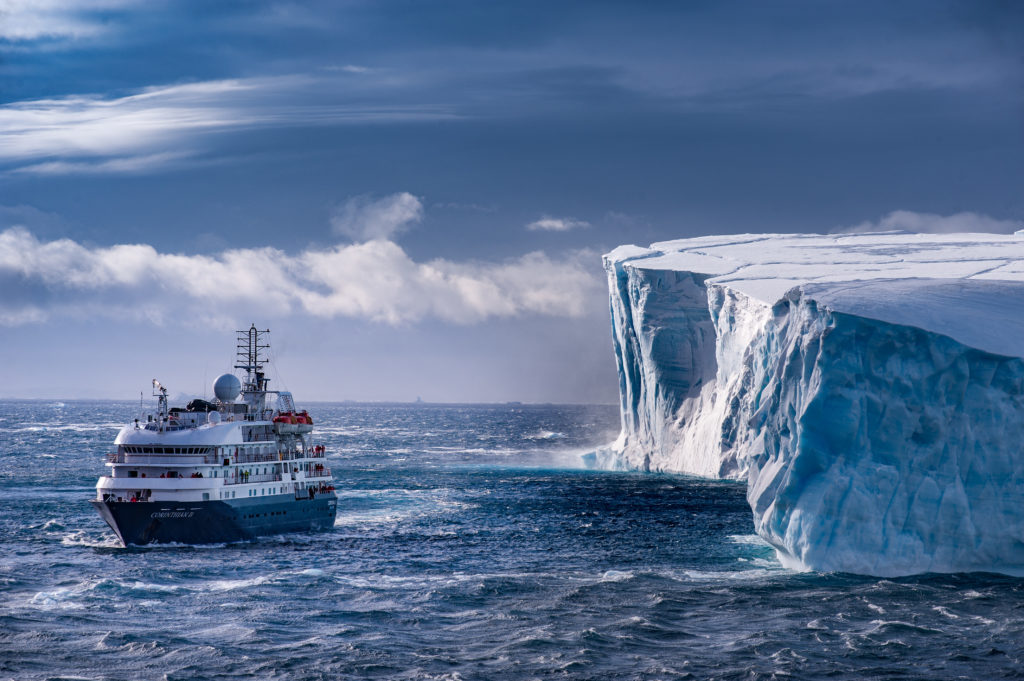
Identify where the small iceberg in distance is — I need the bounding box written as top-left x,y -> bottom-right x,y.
599,231 -> 1024,577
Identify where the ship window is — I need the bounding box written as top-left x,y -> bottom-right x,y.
202,493 -> 209,501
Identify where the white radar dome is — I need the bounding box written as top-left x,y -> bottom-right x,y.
213,373 -> 241,402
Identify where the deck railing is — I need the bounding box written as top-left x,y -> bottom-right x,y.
224,473 -> 283,486
106,447 -> 328,466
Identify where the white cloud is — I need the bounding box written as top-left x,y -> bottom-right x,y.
0,77 -> 458,174
835,210 -> 1024,235
0,79 -> 272,165
12,152 -> 193,175
0,227 -> 603,327
324,65 -> 375,74
331,193 -> 424,242
526,216 -> 591,232
0,0 -> 138,41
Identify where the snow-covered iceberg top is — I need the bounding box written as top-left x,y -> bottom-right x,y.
606,231 -> 1024,357
600,231 -> 1024,576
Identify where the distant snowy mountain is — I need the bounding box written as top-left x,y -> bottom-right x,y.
594,232 -> 1024,576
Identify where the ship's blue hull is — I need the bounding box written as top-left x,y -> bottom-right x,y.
91,493 -> 337,545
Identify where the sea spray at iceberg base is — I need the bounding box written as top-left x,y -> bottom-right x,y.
599,232 -> 1024,577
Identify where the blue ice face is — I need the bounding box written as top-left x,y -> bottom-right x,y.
600,234 -> 1024,577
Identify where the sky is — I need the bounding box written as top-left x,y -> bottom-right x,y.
1,0 -> 1022,403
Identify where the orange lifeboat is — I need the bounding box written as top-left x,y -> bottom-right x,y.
273,410 -> 314,434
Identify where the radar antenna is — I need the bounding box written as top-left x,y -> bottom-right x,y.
235,324 -> 271,393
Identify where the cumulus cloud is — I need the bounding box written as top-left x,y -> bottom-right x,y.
526,216 -> 591,232
835,210 -> 1024,235
0,227 -> 603,327
331,193 -> 424,242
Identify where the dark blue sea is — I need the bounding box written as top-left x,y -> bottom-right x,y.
2,400 -> 1024,680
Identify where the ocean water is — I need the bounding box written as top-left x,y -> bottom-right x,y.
2,400 -> 1024,680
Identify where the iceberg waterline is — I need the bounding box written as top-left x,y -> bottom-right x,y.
596,232 -> 1024,577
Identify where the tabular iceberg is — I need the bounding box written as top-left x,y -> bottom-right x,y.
597,232 -> 1024,576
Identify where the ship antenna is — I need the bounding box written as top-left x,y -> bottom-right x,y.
235,324 -> 270,390
152,379 -> 168,431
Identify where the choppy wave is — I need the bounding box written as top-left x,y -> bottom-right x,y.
3,400 -> 1024,680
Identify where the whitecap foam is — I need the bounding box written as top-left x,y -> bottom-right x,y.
203,575 -> 272,592
191,622 -> 256,643
728,534 -> 772,547
525,431 -> 566,441
673,567 -> 787,582
28,587 -> 86,610
600,570 -> 635,583
60,531 -> 122,549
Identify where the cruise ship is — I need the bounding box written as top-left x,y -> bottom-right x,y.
91,325 -> 337,545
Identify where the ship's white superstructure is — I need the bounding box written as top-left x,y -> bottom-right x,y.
92,326 -> 337,545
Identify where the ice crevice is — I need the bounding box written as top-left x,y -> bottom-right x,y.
594,232 -> 1024,577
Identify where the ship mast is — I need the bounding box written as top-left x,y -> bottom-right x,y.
235,324 -> 271,416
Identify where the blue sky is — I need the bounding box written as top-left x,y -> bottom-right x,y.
1,0 -> 1022,402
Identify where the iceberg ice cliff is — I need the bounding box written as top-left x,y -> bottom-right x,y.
599,232 -> 1024,576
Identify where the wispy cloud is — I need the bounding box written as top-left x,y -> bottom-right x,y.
12,152 -> 193,175
835,210 -> 1024,235
331,193 -> 424,242
0,0 -> 138,41
526,216 -> 590,232
0,227 -> 603,327
324,64 -> 376,74
0,76 -> 458,174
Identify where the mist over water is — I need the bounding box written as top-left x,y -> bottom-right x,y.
2,400 -> 1023,680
